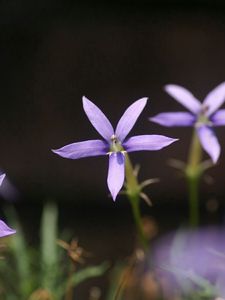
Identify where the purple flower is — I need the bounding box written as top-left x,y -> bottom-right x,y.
0,174 -> 16,237
0,219 -> 16,237
150,83 -> 225,163
0,173 -> 5,186
52,97 -> 178,200
152,228 -> 225,297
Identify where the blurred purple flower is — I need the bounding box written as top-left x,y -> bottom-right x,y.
0,174 -> 5,186
53,96 -> 178,200
0,174 -> 16,237
150,83 -> 225,163
0,171 -> 20,203
152,228 -> 225,298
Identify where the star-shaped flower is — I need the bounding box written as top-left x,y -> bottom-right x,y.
0,174 -> 16,237
150,83 -> 225,163
52,96 -> 178,200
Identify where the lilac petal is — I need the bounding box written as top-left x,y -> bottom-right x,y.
203,82 -> 225,116
82,96 -> 114,141
123,135 -> 178,152
115,98 -> 148,142
0,220 -> 16,237
165,84 -> 201,114
52,139 -> 108,159
0,174 -> 6,186
211,109 -> 225,126
150,112 -> 195,127
197,126 -> 220,163
107,152 -> 125,201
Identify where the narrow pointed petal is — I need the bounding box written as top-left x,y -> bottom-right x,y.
115,97 -> 148,142
165,85 -> 201,114
52,139 -> 108,159
123,135 -> 178,152
197,126 -> 220,163
0,174 -> 6,186
107,152 -> 125,201
211,109 -> 225,126
0,220 -> 16,237
82,96 -> 114,141
150,112 -> 195,127
203,82 -> 225,116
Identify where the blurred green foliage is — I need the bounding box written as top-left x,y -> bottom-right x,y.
0,202 -> 108,300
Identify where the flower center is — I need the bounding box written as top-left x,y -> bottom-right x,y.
110,135 -> 124,152
195,104 -> 212,127
200,104 -> 209,115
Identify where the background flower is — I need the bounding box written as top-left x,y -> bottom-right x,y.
150,83 -> 225,163
0,174 -> 16,237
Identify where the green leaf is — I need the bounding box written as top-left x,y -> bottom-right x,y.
106,262 -> 125,300
40,201 -> 58,291
69,262 -> 109,287
4,206 -> 32,298
56,262 -> 109,300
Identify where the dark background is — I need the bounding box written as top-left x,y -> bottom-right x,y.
1,0 -> 225,273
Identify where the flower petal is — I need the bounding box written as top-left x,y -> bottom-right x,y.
197,126 -> 220,163
115,97 -> 148,142
82,96 -> 114,141
150,112 -> 195,127
0,174 -> 6,186
211,109 -> 225,126
165,84 -> 201,114
107,152 -> 125,201
203,82 -> 225,116
52,139 -> 108,159
123,135 -> 178,152
0,220 -> 16,238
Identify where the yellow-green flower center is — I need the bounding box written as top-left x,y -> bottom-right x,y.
110,135 -> 124,153
195,105 -> 212,127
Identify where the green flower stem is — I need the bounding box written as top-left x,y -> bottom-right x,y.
187,175 -> 200,228
125,153 -> 148,249
65,263 -> 76,300
187,129 -> 202,169
185,129 -> 203,227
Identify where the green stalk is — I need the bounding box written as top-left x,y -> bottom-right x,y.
65,263 -> 75,300
40,202 -> 58,292
187,129 -> 202,169
125,153 -> 148,249
188,175 -> 200,227
185,129 -> 202,227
